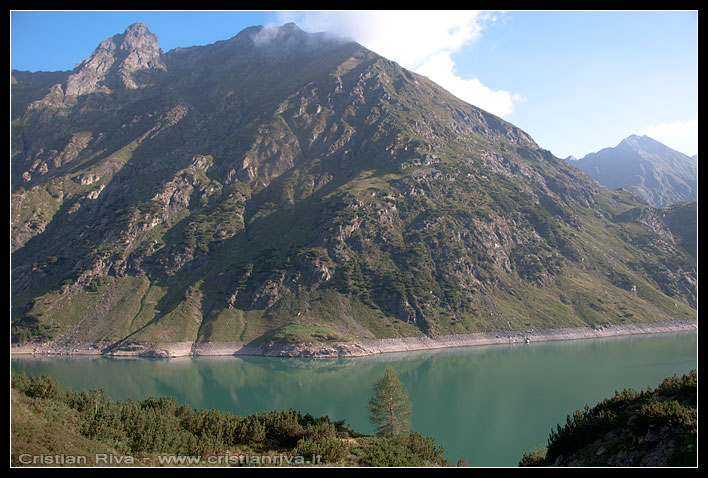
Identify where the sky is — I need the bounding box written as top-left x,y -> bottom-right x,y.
10,10 -> 698,158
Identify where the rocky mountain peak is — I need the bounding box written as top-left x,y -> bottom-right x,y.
245,22 -> 352,59
63,22 -> 165,96
618,134 -> 694,163
620,134 -> 662,152
249,22 -> 309,44
118,22 -> 160,55
568,134 -> 697,207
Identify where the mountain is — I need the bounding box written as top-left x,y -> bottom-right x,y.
10,23 -> 697,353
567,135 -> 697,207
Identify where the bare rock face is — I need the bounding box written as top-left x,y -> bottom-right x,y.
65,22 -> 165,96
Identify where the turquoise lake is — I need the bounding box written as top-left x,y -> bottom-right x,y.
11,331 -> 697,467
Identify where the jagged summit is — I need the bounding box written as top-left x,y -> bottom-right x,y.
620,134 -> 664,151
116,22 -> 161,55
249,21 -> 305,40
242,22 -> 355,60
62,22 -> 165,96
54,22 -> 355,98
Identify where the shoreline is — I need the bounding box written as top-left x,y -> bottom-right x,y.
10,319 -> 697,359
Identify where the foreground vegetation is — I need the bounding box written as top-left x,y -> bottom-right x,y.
11,371 -> 457,467
520,370 -> 697,467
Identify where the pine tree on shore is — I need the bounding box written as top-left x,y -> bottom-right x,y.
368,365 -> 413,437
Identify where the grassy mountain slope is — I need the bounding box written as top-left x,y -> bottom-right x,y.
11,23 -> 697,349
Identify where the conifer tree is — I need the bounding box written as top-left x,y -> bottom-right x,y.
368,365 -> 413,437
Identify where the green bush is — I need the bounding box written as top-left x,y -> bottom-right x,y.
360,438 -> 425,467
24,374 -> 65,402
519,447 -> 549,467
403,431 -> 448,465
654,371 -> 697,404
301,421 -> 338,442
234,415 -> 267,444
261,409 -> 306,447
294,435 -> 347,463
636,400 -> 696,430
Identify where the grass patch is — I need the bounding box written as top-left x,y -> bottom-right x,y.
266,324 -> 353,345
196,308 -> 246,343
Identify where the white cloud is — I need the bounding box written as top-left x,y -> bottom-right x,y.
415,50 -> 522,118
637,120 -> 698,156
276,10 -> 520,118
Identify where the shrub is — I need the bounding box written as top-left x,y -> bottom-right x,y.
635,400 -> 696,430
359,438 -> 425,467
518,447 -> 549,467
24,374 -> 65,402
261,409 -> 306,447
234,415 -> 267,444
294,435 -> 347,464
301,422 -> 338,442
403,431 -> 448,465
11,371 -> 32,392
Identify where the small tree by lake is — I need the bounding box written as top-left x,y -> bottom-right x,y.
368,365 -> 413,437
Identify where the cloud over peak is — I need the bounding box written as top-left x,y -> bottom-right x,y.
276,10 -> 520,118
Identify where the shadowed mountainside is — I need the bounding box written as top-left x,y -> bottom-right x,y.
11,23 -> 697,352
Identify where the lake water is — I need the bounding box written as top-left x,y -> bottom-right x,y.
11,331 -> 697,467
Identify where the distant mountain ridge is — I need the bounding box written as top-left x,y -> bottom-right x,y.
10,23 -> 696,353
566,135 -> 697,207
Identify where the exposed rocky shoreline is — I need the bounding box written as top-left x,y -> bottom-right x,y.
10,319 -> 697,359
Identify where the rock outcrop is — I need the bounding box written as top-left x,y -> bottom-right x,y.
64,22 -> 166,97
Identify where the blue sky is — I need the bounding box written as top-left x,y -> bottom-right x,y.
10,10 -> 698,158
